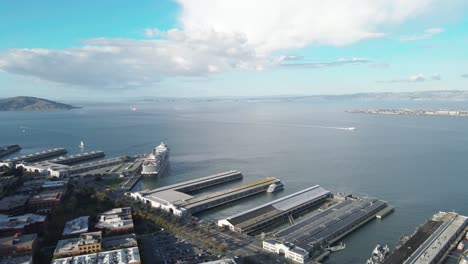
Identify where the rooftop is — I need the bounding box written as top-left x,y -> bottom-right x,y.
0,233 -> 37,248
0,213 -> 46,230
0,255 -> 32,264
96,208 -> 133,231
62,216 -> 89,236
48,151 -> 105,165
55,231 -> 102,255
2,148 -> 66,163
222,185 -> 330,227
53,247 -> 140,264
0,195 -> 30,211
29,191 -> 63,202
102,233 -> 137,250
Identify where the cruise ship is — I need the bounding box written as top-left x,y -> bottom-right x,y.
267,181 -> 284,193
141,142 -> 169,175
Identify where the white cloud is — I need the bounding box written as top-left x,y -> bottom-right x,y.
177,0 -> 444,54
0,0 -> 457,88
281,58 -> 371,68
378,73 -> 441,83
0,31 -> 268,88
400,27 -> 445,41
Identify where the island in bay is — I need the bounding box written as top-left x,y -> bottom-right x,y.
0,96 -> 79,111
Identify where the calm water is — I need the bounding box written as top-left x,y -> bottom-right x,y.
1,100 -> 468,263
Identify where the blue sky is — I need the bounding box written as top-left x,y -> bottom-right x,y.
0,0 -> 467,99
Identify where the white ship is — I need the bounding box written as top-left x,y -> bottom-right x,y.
267,181 -> 284,193
366,244 -> 390,264
141,142 -> 169,175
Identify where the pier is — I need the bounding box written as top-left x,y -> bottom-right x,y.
48,151 -> 105,165
0,145 -> 21,159
131,171 -> 281,216
0,148 -> 67,167
217,185 -> 331,235
263,197 -> 388,263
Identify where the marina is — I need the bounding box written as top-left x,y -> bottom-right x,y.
217,185 -> 331,235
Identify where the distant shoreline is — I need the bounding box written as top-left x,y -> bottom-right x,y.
347,109 -> 468,117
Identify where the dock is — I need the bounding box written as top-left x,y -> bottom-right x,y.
0,145 -> 21,159
0,148 -> 67,167
217,185 -> 331,235
376,206 -> 394,219
48,151 -> 105,165
383,211 -> 468,264
131,171 -> 281,216
144,170 -> 243,195
174,177 -> 280,215
263,197 -> 388,264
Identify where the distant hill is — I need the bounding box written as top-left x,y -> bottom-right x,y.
0,96 -> 79,111
136,90 -> 468,103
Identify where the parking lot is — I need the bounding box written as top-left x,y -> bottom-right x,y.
139,231 -> 218,264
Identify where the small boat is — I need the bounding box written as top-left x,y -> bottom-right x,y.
325,242 -> 346,252
458,242 -> 465,252
267,181 -> 284,193
346,127 -> 356,131
79,141 -> 84,148
366,244 -> 390,264
131,107 -> 137,112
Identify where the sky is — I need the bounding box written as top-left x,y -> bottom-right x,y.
0,0 -> 467,99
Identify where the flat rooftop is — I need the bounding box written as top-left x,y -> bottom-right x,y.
406,212 -> 468,264
384,220 -> 442,264
0,255 -> 32,264
275,198 -> 387,249
68,156 -> 128,173
175,177 -> 279,209
2,148 -> 66,163
48,151 -> 105,165
55,231 -> 102,255
222,185 -> 330,229
0,194 -> 30,211
52,246 -> 140,264
96,208 -> 133,231
144,170 -> 242,195
0,213 -> 46,230
62,216 -> 89,236
0,233 -> 37,247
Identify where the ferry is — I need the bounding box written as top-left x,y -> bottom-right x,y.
141,142 -> 169,175
267,181 -> 284,193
